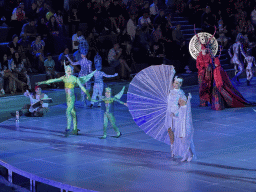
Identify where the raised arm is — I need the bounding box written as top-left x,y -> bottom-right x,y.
239,43 -> 247,58
66,55 -> 80,66
37,77 -> 63,85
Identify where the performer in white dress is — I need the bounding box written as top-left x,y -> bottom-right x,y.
165,76 -> 195,162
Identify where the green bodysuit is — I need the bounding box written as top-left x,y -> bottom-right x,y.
37,72 -> 94,135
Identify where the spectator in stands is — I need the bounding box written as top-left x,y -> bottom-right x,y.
20,18 -> 37,41
138,10 -> 153,29
58,47 -> 77,72
154,9 -> 168,33
150,0 -> 159,19
68,8 -> 80,36
36,17 -> 49,39
31,34 -> 45,72
72,29 -> 84,52
233,19 -> 246,38
172,24 -> 185,48
108,43 -> 131,80
11,2 -> 26,35
245,20 -> 255,40
109,0 -> 125,34
18,34 -> 33,71
0,60 -> 5,95
27,2 -> 39,21
46,15 -> 61,36
8,34 -> 20,56
1,54 -> 15,94
201,6 -> 216,34
186,0 -> 204,26
138,1 -> 150,18
126,14 -> 137,41
11,52 -> 30,92
54,10 -> 64,25
251,7 -> 256,27
44,53 -> 60,86
138,25 -> 152,54
235,9 -> 247,25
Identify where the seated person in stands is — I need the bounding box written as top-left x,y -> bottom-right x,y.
31,34 -> 45,73
11,52 -> 31,91
59,47 -> 78,73
18,34 -> 33,72
36,17 -> 49,39
108,42 -> 131,80
8,34 -> 20,56
0,59 -> 5,96
138,10 -> 154,29
20,18 -> 37,41
46,15 -> 61,36
44,53 -> 60,87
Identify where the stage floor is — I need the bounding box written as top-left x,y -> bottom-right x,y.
0,82 -> 256,192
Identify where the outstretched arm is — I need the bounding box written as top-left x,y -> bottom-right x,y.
37,77 -> 63,85
76,78 -> 91,100
113,97 -> 127,106
66,55 -> 80,66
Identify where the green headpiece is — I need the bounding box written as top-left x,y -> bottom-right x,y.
105,87 -> 111,93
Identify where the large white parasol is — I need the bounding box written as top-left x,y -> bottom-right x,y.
127,64 -> 175,144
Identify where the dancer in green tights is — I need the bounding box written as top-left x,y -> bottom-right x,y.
91,86 -> 127,139
37,63 -> 96,136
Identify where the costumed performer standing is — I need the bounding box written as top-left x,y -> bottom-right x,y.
90,53 -> 118,108
196,44 -> 213,107
228,33 -> 246,84
90,86 -> 127,139
37,62 -> 96,137
211,54 -> 254,110
65,48 -> 92,104
244,54 -> 256,86
165,76 -> 195,162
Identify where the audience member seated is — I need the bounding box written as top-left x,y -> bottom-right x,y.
18,34 -> 33,72
150,0 -> 159,20
251,7 -> 256,27
20,18 -> 37,41
46,15 -> 61,37
109,0 -> 126,33
58,47 -> 76,72
138,1 -> 150,18
1,54 -> 15,94
201,6 -> 216,34
54,10 -> 64,25
8,34 -> 20,56
26,2 -> 39,21
72,29 -> 85,52
108,42 -> 131,80
126,14 -> 137,41
37,17 -> 49,39
148,42 -> 164,65
86,32 -> 99,61
138,10 -> 153,30
68,8 -> 80,36
0,59 -> 5,95
154,9 -> 168,34
10,2 -> 26,35
31,35 -> 45,73
44,53 -> 60,87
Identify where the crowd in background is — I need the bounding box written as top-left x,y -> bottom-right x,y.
0,0 -> 256,95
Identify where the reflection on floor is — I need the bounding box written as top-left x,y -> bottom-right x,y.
0,81 -> 256,192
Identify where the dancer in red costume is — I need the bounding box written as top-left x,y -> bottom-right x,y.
196,44 -> 213,107
212,51 -> 254,110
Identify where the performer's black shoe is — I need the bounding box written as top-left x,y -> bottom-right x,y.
65,129 -> 72,137
112,132 -> 122,138
247,80 -> 250,86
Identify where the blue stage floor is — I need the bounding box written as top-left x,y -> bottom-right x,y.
0,82 -> 256,192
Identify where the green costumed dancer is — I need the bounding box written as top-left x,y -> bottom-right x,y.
91,86 -> 127,139
37,62 -> 96,137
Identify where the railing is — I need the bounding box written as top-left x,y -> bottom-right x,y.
0,160 -> 96,192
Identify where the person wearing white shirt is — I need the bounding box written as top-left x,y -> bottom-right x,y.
138,11 -> 153,28
72,30 -> 84,52
251,8 -> 256,27
126,14 -> 137,41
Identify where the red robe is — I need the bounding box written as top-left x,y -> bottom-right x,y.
196,52 -> 213,105
213,58 -> 252,109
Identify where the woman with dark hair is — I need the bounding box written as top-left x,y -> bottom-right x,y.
31,34 -> 45,72
8,34 -> 20,56
46,15 -> 61,36
12,52 -> 31,91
